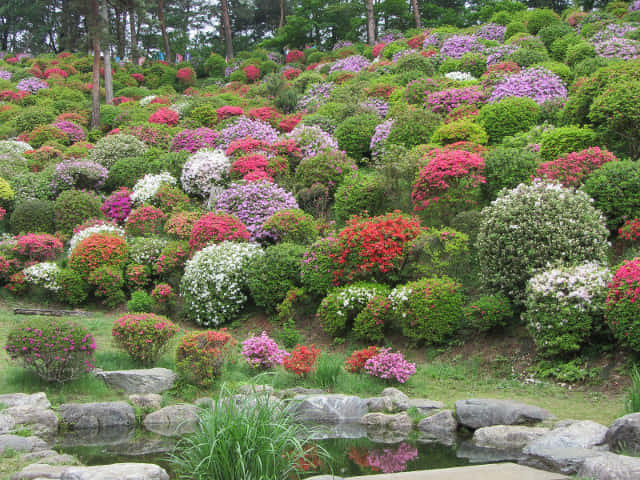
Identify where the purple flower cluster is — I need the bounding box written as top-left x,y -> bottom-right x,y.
0,70 -> 11,80
364,348 -> 416,383
217,117 -> 279,150
171,127 -> 219,153
391,49 -> 414,63
367,443 -> 419,473
476,23 -> 507,42
53,121 -> 86,143
439,34 -> 485,59
425,86 -> 485,114
489,67 -> 567,104
379,32 -> 403,43
16,77 -> 49,93
102,188 -> 133,223
241,331 -> 288,369
370,119 -> 394,159
215,180 -> 298,241
591,23 -> 638,43
422,33 -> 442,49
333,40 -> 354,50
630,0 -> 640,11
593,37 -> 640,60
485,45 -> 518,66
329,55 -> 371,73
286,125 -> 339,157
359,99 -> 389,119
299,82 -> 336,112
50,160 -> 108,193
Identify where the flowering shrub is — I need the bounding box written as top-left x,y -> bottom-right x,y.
285,125 -> 339,159
128,237 -> 167,264
171,128 -> 218,153
125,264 -> 151,290
125,206 -> 166,237
6,318 -> 95,382
217,106 -> 244,121
535,147 -> 617,187
295,150 -> 357,194
216,181 -> 298,241
440,34 -> 485,59
286,49 -> 305,63
13,233 -> 62,262
148,107 -> 179,126
153,241 -> 190,278
524,262 -> 610,357
189,212 -> 250,251
241,331 -> 288,369
606,259 -> 640,352
477,181 -> 609,303
151,184 -> 190,213
112,313 -> 179,365
53,120 -> 85,143
489,67 -> 567,104
181,242 -> 264,326
217,117 -> 279,150
620,219 -> 640,243
243,65 -> 260,82
425,87 -> 484,115
463,293 -> 512,333
23,262 -> 61,292
16,77 -> 49,93
88,266 -> 126,308
131,73 -> 144,83
50,160 -> 107,193
165,211 -> 202,239
102,188 -> 133,224
176,67 -> 196,86
300,236 -> 340,296
364,348 -> 416,383
283,344 -> 321,376
329,55 -> 371,73
131,172 -> 176,204
175,329 -> 236,385
282,67 -> 302,80
151,283 -> 176,311
69,233 -> 128,279
344,346 -> 380,373
262,209 -> 318,245
89,134 -> 148,168
181,149 -> 231,197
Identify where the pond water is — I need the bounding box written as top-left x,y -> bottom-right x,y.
54,425 -> 503,477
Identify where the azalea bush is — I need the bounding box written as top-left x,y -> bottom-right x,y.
283,344 -> 321,376
175,329 -> 236,385
463,294 -> 513,333
112,313 -> 179,366
12,233 -> 62,262
241,331 -> 288,369
69,233 -> 129,279
344,346 -> 380,373
535,147 -> 617,188
606,259 -> 640,352
125,206 -> 166,237
364,348 -> 416,384
189,212 -> 250,251
181,149 -> 231,198
130,172 -> 176,204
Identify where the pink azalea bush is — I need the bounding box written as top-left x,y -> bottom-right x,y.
364,348 -> 416,383
241,331 -> 288,369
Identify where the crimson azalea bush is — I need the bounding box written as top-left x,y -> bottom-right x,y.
620,218 -> 640,243
344,346 -> 380,373
606,259 -> 640,352
176,67 -> 196,86
189,212 -> 250,251
6,318 -> 96,383
535,147 -> 617,187
69,233 -> 128,279
151,283 -> 176,312
175,329 -> 236,385
243,65 -> 261,82
112,313 -> 179,365
12,233 -> 62,262
286,49 -> 305,63
283,344 -> 321,376
125,206 -> 167,237
149,107 -> 179,126
217,106 -> 244,121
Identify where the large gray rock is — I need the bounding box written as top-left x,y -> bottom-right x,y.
407,398 -> 445,414
128,394 -> 162,412
5,406 -> 59,436
380,388 -> 409,411
10,463 -> 69,480
417,410 -> 458,437
359,412 -> 412,432
578,452 -> 640,480
58,402 -> 135,430
20,451 -> 77,465
292,395 -> 367,423
0,393 -> 50,410
95,369 -> 177,394
60,463 -> 169,480
0,434 -> 48,454
605,413 -> 640,454
520,447 -> 605,474
143,404 -> 199,436
524,420 -> 607,453
456,441 -> 522,463
473,425 -> 549,450
455,398 -> 553,429
0,413 -> 16,434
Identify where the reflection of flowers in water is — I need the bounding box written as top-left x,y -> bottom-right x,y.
367,443 -> 419,473
348,443 -> 418,474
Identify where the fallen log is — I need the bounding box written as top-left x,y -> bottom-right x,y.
13,308 -> 91,317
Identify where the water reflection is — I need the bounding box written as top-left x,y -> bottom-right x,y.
348,442 -> 419,473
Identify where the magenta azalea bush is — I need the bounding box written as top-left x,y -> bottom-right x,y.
364,348 -> 416,383
241,331 -> 288,369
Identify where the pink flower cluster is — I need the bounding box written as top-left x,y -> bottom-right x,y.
535,147 -> 617,187
241,331 -> 288,369
171,127 -> 219,153
217,105 -> 244,121
425,87 -> 485,114
102,188 -> 133,223
13,233 -> 63,262
148,107 -> 179,126
364,348 -> 416,383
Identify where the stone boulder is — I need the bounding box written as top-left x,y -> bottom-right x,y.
455,398 -> 553,429
10,463 -> 69,480
60,463 -> 169,480
359,412 -> 412,432
417,410 -> 458,441
520,447 -> 605,474
605,413 -> 640,454
366,388 -> 411,413
58,402 -> 135,430
129,394 -> 162,412
456,441 -> 522,463
0,413 -> 16,434
292,395 -> 367,423
524,420 -> 608,453
578,452 -> 640,480
407,398 -> 445,414
0,434 -> 48,454
95,369 -> 177,394
0,393 -> 50,410
143,404 -> 199,436
473,425 -> 549,450
5,405 -> 59,436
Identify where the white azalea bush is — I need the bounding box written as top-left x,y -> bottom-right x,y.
317,282 -> 390,337
181,242 -> 264,326
89,134 -> 148,168
180,149 -> 231,198
131,172 -> 176,204
523,262 -> 611,357
23,262 -> 61,292
477,180 -> 609,304
0,140 -> 32,155
444,71 -> 475,82
128,237 -> 168,264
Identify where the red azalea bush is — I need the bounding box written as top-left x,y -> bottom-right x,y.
332,212 -> 422,285
88,265 -> 126,308
12,233 -> 63,262
153,241 -> 190,277
148,107 -> 179,126
243,65 -> 261,82
247,107 -> 280,123
176,67 -> 196,86
372,43 -> 386,57
44,68 -> 68,79
230,154 -> 269,179
0,90 -> 30,103
125,206 -> 166,237
620,218 -> 640,242
189,212 -> 250,251
130,73 -> 145,83
344,346 -> 380,373
486,61 -> 520,75
69,233 -> 128,279
165,211 -> 202,239
282,68 -> 302,80
283,344 -> 321,376
175,329 -> 236,385
112,313 -> 179,365
125,264 -> 151,289
535,147 -> 618,187
412,149 -> 485,222
217,105 -> 244,121
606,259 -> 640,352
286,49 -> 305,63
279,115 -> 302,132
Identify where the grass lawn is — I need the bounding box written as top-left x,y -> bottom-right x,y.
0,301 -> 628,426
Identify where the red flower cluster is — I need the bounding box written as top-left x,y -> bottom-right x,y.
125,206 -> 167,237
535,147 -> 617,187
130,73 -> 145,83
344,346 -> 380,373
112,96 -> 134,105
620,218 -> 640,242
69,233 -> 128,279
176,67 -> 196,85
247,106 -> 280,123
176,329 -> 236,385
44,68 -> 68,79
283,344 -> 320,376
365,84 -> 395,99
407,35 -> 425,49
286,49 -> 305,63
0,90 -> 30,102
243,64 -> 260,82
12,233 -> 63,262
148,107 -> 179,126
372,43 -> 386,57
282,68 -> 302,80
217,105 -> 244,121
279,115 -> 302,132
607,259 -> 640,307
189,212 -> 250,251
485,61 -> 521,75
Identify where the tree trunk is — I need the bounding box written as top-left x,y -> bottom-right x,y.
115,7 -> 125,58
366,0 -> 375,46
220,0 -> 233,59
91,0 -> 101,130
411,0 -> 420,29
101,3 -> 113,104
129,7 -> 138,63
279,0 -> 285,29
158,0 -> 171,61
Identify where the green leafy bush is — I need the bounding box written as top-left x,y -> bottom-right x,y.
431,120 -> 488,145
175,329 -> 236,386
525,8 -> 559,35
126,290 -> 155,313
334,113 -> 379,161
482,147 -> 538,200
333,171 -> 386,225
56,268 -> 89,306
262,209 -> 318,245
300,237 -> 340,297
395,53 -> 436,75
539,126 -> 596,162
295,150 -> 356,194
88,266 -> 126,308
464,293 -> 513,332
54,190 -> 104,235
10,199 -> 55,234
352,295 -> 392,343
89,134 -> 148,168
386,108 -> 442,149
478,97 -> 540,143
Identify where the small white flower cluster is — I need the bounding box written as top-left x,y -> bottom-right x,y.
181,149 -> 231,197
68,224 -> 125,254
388,285 -> 413,318
131,172 -> 176,204
0,140 -> 32,155
181,241 -> 264,326
23,262 -> 61,292
139,95 -> 157,106
171,100 -> 190,118
128,237 -> 168,264
444,71 -> 475,82
334,284 -> 384,319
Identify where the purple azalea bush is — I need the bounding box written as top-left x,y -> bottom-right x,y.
102,188 -> 133,223
53,121 -> 86,143
286,125 -> 339,157
0,70 -> 11,80
440,34 -> 485,59
422,33 -> 442,49
489,67 -> 567,104
476,23 -> 507,42
593,37 -> 640,60
630,0 -> 640,11
51,160 -> 108,193
426,86 -> 485,114
485,45 -> 518,66
364,348 -> 416,383
241,331 -> 288,368
359,99 -> 389,119
16,77 -> 49,93
216,117 -> 279,149
370,119 -> 394,159
329,55 -> 371,73
299,82 -> 336,112
216,180 -> 298,241
171,128 -> 218,153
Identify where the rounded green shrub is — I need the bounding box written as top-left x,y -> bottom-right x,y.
333,171 -> 386,225
127,290 -> 155,313
295,150 -> 356,195
539,22 -> 573,49
565,42 -> 595,67
479,97 -> 540,144
395,53 -> 436,75
525,9 -> 559,35
89,134 -> 148,168
54,190 -> 104,235
0,177 -> 15,209
300,237 -> 340,297
386,108 -> 442,149
10,199 -> 55,234
262,209 -> 318,245
464,293 -> 513,332
539,126 -> 596,162
204,53 -> 226,78
482,147 -> 538,200
56,268 -> 89,306
431,120 -> 488,145
335,113 -> 379,161
505,22 -> 527,40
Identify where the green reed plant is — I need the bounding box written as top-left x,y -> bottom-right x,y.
168,385 -> 332,480
314,354 -> 343,390
626,365 -> 640,414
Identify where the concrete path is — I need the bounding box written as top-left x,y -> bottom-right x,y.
316,463 -> 568,480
